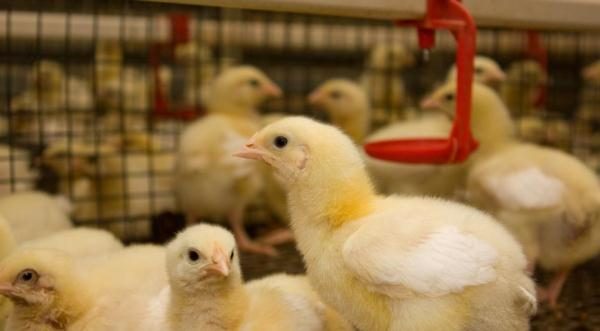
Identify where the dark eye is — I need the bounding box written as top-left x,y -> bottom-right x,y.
187,249 -> 201,263
230,250 -> 234,261
329,90 -> 342,99
17,269 -> 38,284
248,79 -> 260,87
273,136 -> 288,149
444,93 -> 455,102
475,67 -> 484,74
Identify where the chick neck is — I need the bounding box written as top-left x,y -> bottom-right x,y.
469,91 -> 517,160
168,274 -> 249,331
287,149 -> 377,232
206,94 -> 261,120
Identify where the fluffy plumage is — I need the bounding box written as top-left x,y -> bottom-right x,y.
174,66 -> 282,255
19,228 -> 123,259
236,117 -> 536,331
427,81 -> 600,307
144,223 -> 351,331
0,191 -> 72,243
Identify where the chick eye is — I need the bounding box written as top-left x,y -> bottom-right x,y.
444,93 -> 455,102
187,249 -> 201,263
475,67 -> 484,74
248,79 -> 260,87
273,136 -> 288,149
329,91 -> 342,99
230,250 -> 234,261
16,269 -> 38,284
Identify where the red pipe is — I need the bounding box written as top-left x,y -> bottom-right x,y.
364,0 -> 478,164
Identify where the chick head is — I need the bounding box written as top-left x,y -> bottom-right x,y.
0,248 -> 79,307
446,56 -> 506,88
421,82 -> 515,147
234,116 -> 362,186
166,224 -> 241,292
505,60 -> 548,88
206,66 -> 282,112
365,43 -> 415,70
308,79 -> 370,120
28,60 -> 65,91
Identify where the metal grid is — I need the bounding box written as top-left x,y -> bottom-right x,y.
0,1 -> 598,239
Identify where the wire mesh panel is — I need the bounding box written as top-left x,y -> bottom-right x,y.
1,1 -> 600,327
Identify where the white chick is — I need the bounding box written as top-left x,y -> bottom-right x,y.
235,117 -> 536,331
143,223 -> 351,331
446,55 -> 507,90
424,81 -> 600,308
174,66 -> 283,255
10,60 -> 93,145
360,43 -> 415,125
0,144 -> 38,195
0,245 -> 164,331
0,191 -> 72,243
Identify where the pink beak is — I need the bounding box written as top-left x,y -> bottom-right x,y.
204,245 -> 230,277
420,96 -> 442,110
488,69 -> 506,83
264,83 -> 283,98
308,90 -> 323,105
233,136 -> 264,160
0,283 -> 15,297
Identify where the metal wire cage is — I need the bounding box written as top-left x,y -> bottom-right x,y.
1,1 -> 600,328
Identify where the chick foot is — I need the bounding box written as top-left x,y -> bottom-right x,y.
257,228 -> 294,246
537,268 -> 571,309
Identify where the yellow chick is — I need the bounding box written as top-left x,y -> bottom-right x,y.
235,117 -> 536,331
143,223 -> 351,331
0,245 -> 164,331
174,66 -> 283,255
0,191 -> 72,243
424,82 -> 600,308
446,55 -> 507,90
360,43 -> 415,125
19,228 -> 123,259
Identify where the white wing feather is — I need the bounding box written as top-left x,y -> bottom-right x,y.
343,225 -> 498,297
483,167 -> 564,210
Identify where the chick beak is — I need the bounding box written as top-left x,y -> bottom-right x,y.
233,136 -> 265,161
204,246 -> 230,277
420,96 -> 442,110
0,283 -> 17,298
488,69 -> 507,83
264,83 -> 282,98
308,90 -> 323,106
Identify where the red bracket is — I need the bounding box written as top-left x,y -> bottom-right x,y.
150,13 -> 204,121
364,0 -> 479,164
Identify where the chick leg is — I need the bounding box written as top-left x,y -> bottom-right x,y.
229,205 -> 278,256
257,228 -> 295,246
537,268 -> 571,309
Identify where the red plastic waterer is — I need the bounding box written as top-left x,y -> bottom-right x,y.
363,0 -> 479,164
